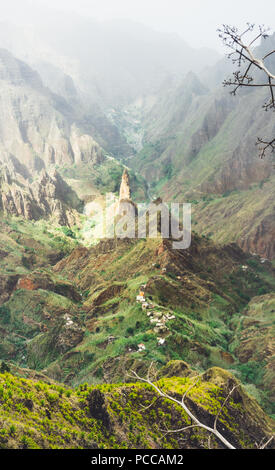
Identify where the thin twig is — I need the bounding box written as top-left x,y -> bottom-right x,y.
219,23 -> 275,158
214,385 -> 239,431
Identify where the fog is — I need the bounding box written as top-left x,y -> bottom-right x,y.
1,0 -> 275,51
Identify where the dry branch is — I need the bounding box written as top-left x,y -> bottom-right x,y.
127,368 -> 236,449
219,23 -> 275,158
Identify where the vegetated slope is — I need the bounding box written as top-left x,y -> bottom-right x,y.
1,231 -> 274,414
128,36 -> 275,259
0,366 -> 274,449
0,214 -> 79,305
230,294 -> 275,406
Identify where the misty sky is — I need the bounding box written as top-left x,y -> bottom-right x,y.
2,0 -> 275,51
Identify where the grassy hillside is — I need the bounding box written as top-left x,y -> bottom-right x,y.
190,179 -> 275,260
1,227 -> 273,415
0,367 -> 274,449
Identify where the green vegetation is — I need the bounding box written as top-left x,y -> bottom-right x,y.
0,211 -> 274,446
59,159 -> 147,201
0,368 -> 273,449
0,215 -> 78,278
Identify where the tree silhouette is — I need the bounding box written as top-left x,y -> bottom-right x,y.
219,23 -> 275,158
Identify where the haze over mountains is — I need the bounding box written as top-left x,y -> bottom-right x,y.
0,13 -> 221,105
0,3 -> 274,450
127,36 -> 275,258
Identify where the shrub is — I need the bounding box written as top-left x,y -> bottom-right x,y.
0,305 -> 11,324
257,287 -> 268,296
61,227 -> 76,239
0,362 -> 10,373
9,425 -> 16,436
126,327 -> 134,336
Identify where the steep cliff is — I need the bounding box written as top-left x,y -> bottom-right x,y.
0,164 -> 82,226
0,48 -> 104,172
119,169 -> 131,202
128,38 -> 275,258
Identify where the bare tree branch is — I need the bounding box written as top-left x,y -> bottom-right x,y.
219,23 -> 275,158
127,368 -> 236,449
259,436 -> 274,449
127,366 -> 274,449
263,50 -> 275,60
257,137 -> 275,159
214,385 -> 239,431
138,396 -> 159,412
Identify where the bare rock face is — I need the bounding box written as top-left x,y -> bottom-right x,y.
0,48 -> 104,172
238,214 -> 275,260
87,390 -> 111,429
115,168 -> 133,216
119,169 -> 131,202
55,316 -> 85,354
0,164 -> 82,226
0,49 -> 108,226
200,140 -> 273,195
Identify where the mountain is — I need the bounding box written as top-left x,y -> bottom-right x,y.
0,48 -> 143,224
0,166 -> 274,449
126,36 -> 275,259
0,165 -> 83,225
0,42 -> 132,160
0,4 -> 220,107
0,48 -> 104,170
0,48 -> 103,225
0,7 -> 274,450
1,192 -> 274,409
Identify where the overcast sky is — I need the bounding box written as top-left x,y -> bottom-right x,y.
3,0 -> 275,51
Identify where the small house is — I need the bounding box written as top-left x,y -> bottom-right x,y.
136,295 -> 146,302
157,338 -> 166,346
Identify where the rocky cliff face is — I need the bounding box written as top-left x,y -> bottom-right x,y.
0,49 -> 111,225
115,168 -> 137,227
237,212 -> 275,261
119,169 -> 131,201
0,48 -> 104,172
0,163 -> 82,226
129,53 -> 275,258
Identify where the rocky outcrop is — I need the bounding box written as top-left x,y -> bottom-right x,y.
115,169 -> 137,231
16,269 -> 81,302
87,390 -> 111,429
238,213 -> 275,260
0,49 -> 104,172
0,165 -> 82,226
189,94 -> 235,161
119,169 -> 131,202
